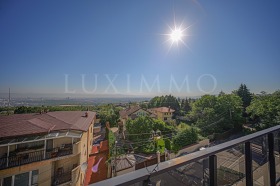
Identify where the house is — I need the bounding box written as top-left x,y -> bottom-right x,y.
0,111 -> 96,186
119,106 -> 156,126
110,154 -> 151,177
148,107 -> 175,122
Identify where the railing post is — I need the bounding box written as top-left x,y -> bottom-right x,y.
6,145 -> 9,167
245,142 -> 253,186
44,139 -> 47,159
209,155 -> 217,186
268,133 -> 276,186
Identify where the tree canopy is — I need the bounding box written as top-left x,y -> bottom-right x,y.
247,90 -> 280,130
172,127 -> 198,153
188,94 -> 243,136
148,95 -> 180,114
234,84 -> 252,109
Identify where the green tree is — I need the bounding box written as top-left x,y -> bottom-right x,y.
164,138 -> 172,151
172,127 -> 198,152
247,90 -> 280,130
181,97 -> 191,113
235,84 -> 252,109
126,116 -> 154,142
98,104 -> 120,127
188,94 -> 243,136
148,95 -> 180,115
126,117 -> 175,142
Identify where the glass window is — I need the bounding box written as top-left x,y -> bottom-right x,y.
3,176 -> 12,186
31,170 -> 38,186
14,172 -> 29,186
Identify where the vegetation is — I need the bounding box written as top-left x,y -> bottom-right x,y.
188,94 -> 243,136
126,116 -> 175,141
247,90 -> 280,130
126,116 -> 175,154
148,95 -> 180,115
155,138 -> 165,153
108,130 -> 116,157
97,104 -> 121,127
172,127 -> 198,153
234,83 -> 253,109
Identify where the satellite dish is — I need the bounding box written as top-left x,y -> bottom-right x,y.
81,162 -> 88,172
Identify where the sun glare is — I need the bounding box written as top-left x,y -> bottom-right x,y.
163,22 -> 192,51
170,28 -> 183,43
160,16 -> 193,52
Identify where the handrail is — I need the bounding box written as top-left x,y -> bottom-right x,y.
91,125 -> 280,186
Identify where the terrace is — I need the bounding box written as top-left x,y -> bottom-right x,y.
0,130 -> 82,170
91,125 -> 280,186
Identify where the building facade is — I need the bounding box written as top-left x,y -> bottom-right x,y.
119,106 -> 156,126
148,107 -> 175,122
0,111 -> 96,186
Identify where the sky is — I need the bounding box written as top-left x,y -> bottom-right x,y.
0,0 -> 280,98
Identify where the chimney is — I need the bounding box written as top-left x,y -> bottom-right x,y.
168,106 -> 170,112
85,112 -> 88,117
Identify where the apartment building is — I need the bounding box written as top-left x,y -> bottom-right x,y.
0,111 -> 96,186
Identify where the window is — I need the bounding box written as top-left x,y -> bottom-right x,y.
31,170 -> 38,186
3,176 -> 12,186
2,170 -> 38,186
14,172 -> 29,186
164,117 -> 167,121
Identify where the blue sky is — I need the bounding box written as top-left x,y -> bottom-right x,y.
0,0 -> 280,97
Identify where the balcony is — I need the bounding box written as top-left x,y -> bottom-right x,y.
91,125 -> 280,186
0,144 -> 73,170
53,171 -> 72,186
73,141 -> 81,155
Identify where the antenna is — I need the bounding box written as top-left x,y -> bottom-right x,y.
8,88 -> 10,107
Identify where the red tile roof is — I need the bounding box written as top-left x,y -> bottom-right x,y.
119,106 -> 155,119
0,111 -> 95,138
149,107 -> 175,113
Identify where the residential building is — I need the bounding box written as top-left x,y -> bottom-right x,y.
119,106 -> 156,126
0,111 -> 96,186
148,107 -> 175,122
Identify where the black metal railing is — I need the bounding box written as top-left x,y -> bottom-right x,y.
90,125 -> 280,186
0,144 -> 73,170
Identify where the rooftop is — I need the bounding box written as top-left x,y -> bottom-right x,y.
0,111 -> 95,138
119,106 -> 156,119
149,107 -> 175,113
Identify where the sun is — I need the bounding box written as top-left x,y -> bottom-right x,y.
162,21 -> 192,51
170,27 -> 183,43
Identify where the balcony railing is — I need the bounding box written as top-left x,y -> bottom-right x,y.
0,144 -> 73,170
53,171 -> 72,186
91,125 -> 280,186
